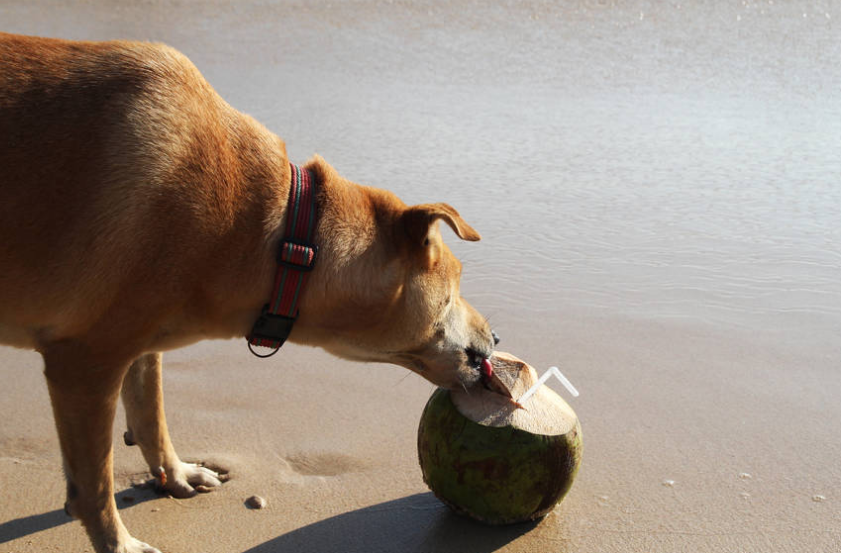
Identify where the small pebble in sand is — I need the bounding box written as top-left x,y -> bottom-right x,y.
739,472 -> 752,480
812,495 -> 826,503
662,479 -> 675,487
740,492 -> 751,500
246,495 -> 267,509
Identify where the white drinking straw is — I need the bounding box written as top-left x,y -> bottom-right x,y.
518,366 -> 579,405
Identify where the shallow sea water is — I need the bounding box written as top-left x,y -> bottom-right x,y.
4,1 -> 839,334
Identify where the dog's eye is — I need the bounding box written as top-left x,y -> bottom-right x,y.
423,237 -> 430,246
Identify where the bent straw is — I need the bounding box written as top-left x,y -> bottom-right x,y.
518,366 -> 579,405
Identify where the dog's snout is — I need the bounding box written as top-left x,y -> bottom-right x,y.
465,347 -> 484,366
465,327 -> 498,368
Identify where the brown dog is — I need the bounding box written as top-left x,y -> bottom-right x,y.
0,32 -> 496,553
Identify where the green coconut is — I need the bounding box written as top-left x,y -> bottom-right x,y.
417,351 -> 582,525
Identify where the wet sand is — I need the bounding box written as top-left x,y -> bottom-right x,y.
1,1 -> 840,552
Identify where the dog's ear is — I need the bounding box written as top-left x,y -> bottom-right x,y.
402,203 -> 481,245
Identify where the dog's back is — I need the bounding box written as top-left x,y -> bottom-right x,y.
0,32 -> 283,349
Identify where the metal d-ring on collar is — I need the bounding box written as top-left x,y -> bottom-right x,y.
247,163 -> 319,357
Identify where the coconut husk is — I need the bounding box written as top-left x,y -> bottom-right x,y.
417,352 -> 583,524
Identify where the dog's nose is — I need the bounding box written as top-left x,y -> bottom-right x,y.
492,330 -> 500,346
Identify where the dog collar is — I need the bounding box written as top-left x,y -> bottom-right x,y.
247,163 -> 319,357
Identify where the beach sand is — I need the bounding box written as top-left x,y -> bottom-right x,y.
1,1 -> 840,552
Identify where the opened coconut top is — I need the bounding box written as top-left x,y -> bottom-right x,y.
450,351 -> 578,436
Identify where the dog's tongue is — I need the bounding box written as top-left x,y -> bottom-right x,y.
481,358 -> 494,379
480,358 -> 514,399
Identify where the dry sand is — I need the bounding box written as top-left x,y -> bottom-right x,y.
2,1 -> 840,552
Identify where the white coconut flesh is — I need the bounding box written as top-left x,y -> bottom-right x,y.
450,351 -> 577,436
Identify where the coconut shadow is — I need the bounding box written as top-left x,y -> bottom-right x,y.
242,492 -> 569,553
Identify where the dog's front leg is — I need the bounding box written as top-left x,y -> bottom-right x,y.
121,353 -> 224,498
44,350 -> 159,553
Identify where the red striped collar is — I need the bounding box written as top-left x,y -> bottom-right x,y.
247,163 -> 319,357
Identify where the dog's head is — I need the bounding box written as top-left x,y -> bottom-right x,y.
383,201 -> 498,390
300,159 -> 497,391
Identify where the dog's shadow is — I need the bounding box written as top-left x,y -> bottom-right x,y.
244,492 -> 548,553
2,491 -> 557,553
0,486 -> 158,544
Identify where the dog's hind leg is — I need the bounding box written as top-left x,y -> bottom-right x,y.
44,346 -> 159,553
121,352 -> 224,498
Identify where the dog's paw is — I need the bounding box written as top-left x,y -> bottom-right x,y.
117,537 -> 161,553
157,462 -> 228,498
